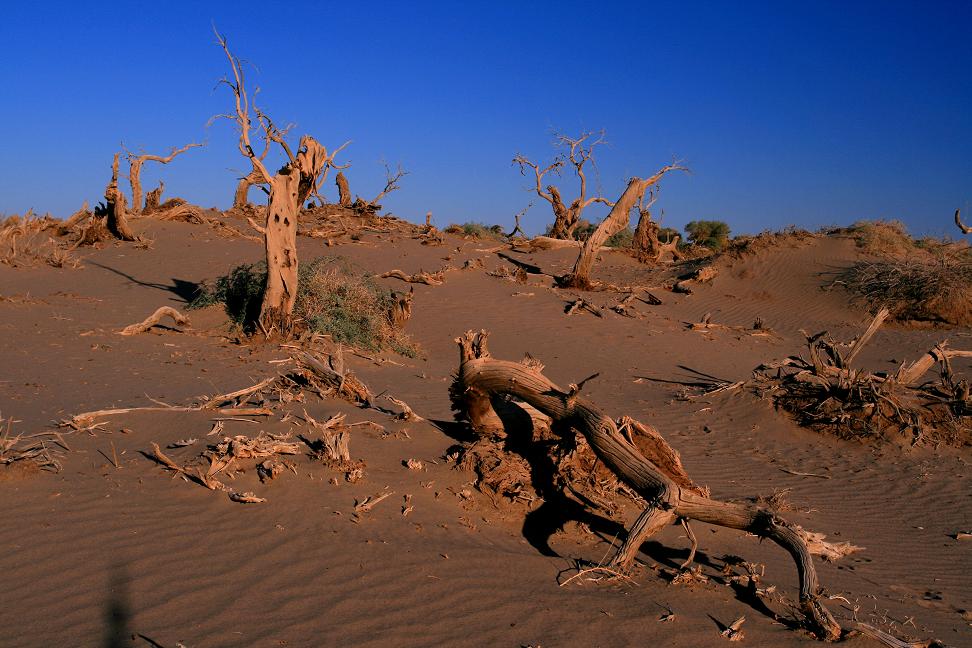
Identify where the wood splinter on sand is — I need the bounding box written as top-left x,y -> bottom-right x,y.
380,269 -> 445,285
453,329 -> 861,641
119,306 -> 190,335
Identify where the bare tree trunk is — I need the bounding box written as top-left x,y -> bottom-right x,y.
143,181 -> 164,213
233,170 -> 264,208
105,153 -> 137,241
454,331 -> 843,641
559,165 -> 682,288
259,170 -> 301,336
336,171 -> 351,207
127,143 -> 201,215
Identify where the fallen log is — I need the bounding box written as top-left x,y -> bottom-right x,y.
453,330 -> 847,640
380,269 -> 444,285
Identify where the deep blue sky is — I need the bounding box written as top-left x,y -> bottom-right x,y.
2,1 -> 970,237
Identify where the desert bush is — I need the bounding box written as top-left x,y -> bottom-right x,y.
657,226 -> 680,243
685,220 -> 731,251
838,253 -> 972,326
843,219 -> 915,256
444,222 -> 504,239
190,256 -> 416,354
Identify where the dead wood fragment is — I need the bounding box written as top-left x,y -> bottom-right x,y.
229,491 -> 266,503
720,616 -> 746,642
380,269 -> 445,285
389,287 -> 414,328
673,266 -> 718,294
0,414 -> 63,472
119,306 -> 191,335
852,622 -> 947,648
565,298 -> 603,317
385,395 -> 423,421
452,330 -> 846,640
955,209 -> 972,235
354,490 -> 393,514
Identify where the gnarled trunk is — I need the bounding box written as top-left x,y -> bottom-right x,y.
548,186 -> 576,239
143,181 -> 164,213
105,153 -> 137,241
336,171 -> 351,207
633,210 -> 681,264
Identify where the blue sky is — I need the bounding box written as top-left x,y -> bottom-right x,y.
1,1 -> 970,237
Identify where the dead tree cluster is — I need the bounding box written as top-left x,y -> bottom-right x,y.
451,330 -> 852,640
125,142 -> 201,214
752,308 -> 972,446
557,162 -> 686,289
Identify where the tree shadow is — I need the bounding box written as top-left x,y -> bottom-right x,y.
88,261 -> 202,304
103,564 -> 131,648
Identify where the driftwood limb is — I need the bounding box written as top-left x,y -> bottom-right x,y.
119,306 -> 190,335
454,330 -> 845,640
125,142 -> 202,213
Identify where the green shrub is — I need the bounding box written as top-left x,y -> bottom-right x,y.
190,256 -> 415,354
685,220 -> 731,251
444,222 -> 504,239
657,227 -> 680,244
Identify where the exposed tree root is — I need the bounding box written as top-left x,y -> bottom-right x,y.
451,330 -> 849,640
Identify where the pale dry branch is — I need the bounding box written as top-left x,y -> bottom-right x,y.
119,306 -> 190,336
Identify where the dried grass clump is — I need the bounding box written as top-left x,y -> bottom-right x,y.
0,211 -> 80,268
190,256 -> 416,355
838,253 -> 972,326
843,219 -> 915,256
0,413 -> 63,472
722,227 -> 815,259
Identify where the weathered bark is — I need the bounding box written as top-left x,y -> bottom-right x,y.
143,181 -> 164,213
105,153 -> 137,241
259,170 -> 301,336
336,171 -> 351,207
454,331 -> 844,641
127,143 -> 200,215
548,186 -> 575,238
389,287 -> 413,328
558,164 -> 682,289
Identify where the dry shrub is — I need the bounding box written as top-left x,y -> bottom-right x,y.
0,212 -> 80,268
843,219 -> 915,256
444,222 -> 505,239
838,253 -> 972,326
722,227 -> 815,259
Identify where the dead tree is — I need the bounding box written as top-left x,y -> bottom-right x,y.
513,131 -> 614,239
233,124 -> 277,208
215,30 -> 330,337
104,153 -> 137,241
956,209 -> 972,235
125,142 -> 201,213
558,163 -> 685,289
454,331 -> 845,640
632,186 -> 682,264
336,171 -> 352,207
353,162 -> 408,213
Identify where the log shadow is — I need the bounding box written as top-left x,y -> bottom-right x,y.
89,261 -> 202,303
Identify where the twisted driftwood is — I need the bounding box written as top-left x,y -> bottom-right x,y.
120,306 -> 190,335
454,330 -> 846,640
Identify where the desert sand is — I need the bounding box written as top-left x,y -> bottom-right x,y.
1,212 -> 970,648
